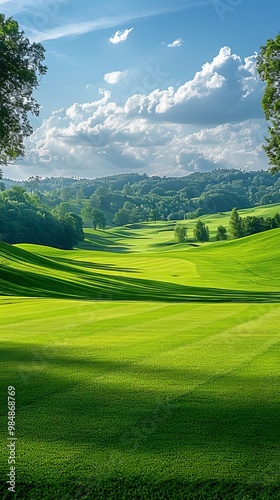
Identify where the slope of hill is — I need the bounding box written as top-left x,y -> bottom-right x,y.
1,223 -> 280,302
1,207 -> 280,499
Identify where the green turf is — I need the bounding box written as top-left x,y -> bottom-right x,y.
0,210 -> 280,499
0,299 -> 280,498
1,224 -> 280,302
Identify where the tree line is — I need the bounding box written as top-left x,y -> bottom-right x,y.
3,168 -> 280,227
174,208 -> 280,244
229,208 -> 280,238
0,186 -> 84,249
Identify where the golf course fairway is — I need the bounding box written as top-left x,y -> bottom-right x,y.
0,216 -> 280,499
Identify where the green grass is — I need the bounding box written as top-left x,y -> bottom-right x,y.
0,300 -> 280,499
1,225 -> 280,302
176,201 -> 280,239
0,209 -> 280,499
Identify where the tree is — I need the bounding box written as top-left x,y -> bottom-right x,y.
95,186 -> 108,196
25,175 -> 41,193
264,216 -> 278,230
0,187 -> 83,249
91,209 -> 106,230
60,187 -> 71,202
149,208 -> 160,222
122,183 -> 132,196
76,188 -> 85,200
90,194 -> 101,208
113,208 -> 130,226
229,208 -> 244,238
243,216 -> 266,236
123,201 -> 134,210
129,206 -> 141,223
256,33 -> 280,173
0,14 -> 47,166
81,206 -> 93,224
167,212 -> 179,221
61,213 -> 84,245
4,185 -> 27,203
51,202 -> 71,219
216,225 -> 228,241
174,224 -> 187,243
274,212 -> 280,227
193,220 -> 209,242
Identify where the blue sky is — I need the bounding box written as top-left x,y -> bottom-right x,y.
1,0 -> 280,180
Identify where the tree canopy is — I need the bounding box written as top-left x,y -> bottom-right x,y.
193,220 -> 209,243
2,169 -> 280,227
0,186 -> 84,248
216,225 -> 227,241
257,33 -> 280,173
174,224 -> 187,243
229,207 -> 244,238
0,14 -> 47,167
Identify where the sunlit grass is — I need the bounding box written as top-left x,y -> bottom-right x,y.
0,210 -> 280,499
0,300 -> 280,499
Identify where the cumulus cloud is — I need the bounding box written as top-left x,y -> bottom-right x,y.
104,70 -> 128,84
9,46 -> 268,180
167,38 -> 183,48
125,46 -> 264,125
171,120 -> 267,174
109,28 -> 133,44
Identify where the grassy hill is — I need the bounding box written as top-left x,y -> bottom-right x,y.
1,223 -> 280,301
0,212 -> 280,499
176,201 -> 280,238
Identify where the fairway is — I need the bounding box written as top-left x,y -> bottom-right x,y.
1,217 -> 280,499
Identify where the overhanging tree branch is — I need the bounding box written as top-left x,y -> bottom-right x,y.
256,33 -> 280,173
0,14 -> 47,167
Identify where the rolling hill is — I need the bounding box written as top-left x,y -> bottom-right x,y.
1,211 -> 280,499
1,220 -> 280,302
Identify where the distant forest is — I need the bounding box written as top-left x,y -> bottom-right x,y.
3,168 -> 280,221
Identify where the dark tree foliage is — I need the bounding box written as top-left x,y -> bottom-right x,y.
242,216 -> 267,236
194,220 -> 209,243
216,225 -> 228,240
113,208 -> 130,226
2,169 -> 280,226
229,209 -> 280,239
91,209 -> 106,229
0,14 -> 47,166
0,187 -> 84,248
174,225 -> 187,242
229,208 -> 244,238
257,33 -> 280,173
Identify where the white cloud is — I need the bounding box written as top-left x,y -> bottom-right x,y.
109,28 -> 134,44
7,46 -> 268,180
12,113 -> 267,181
124,46 -> 264,125
167,38 -> 183,48
104,70 -> 128,85
27,19 -> 133,43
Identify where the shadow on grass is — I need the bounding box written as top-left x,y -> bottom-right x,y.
2,346 -> 280,451
80,232 -> 130,253
150,241 -> 179,248
0,347 -> 279,499
1,262 -> 280,302
50,256 -> 139,273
